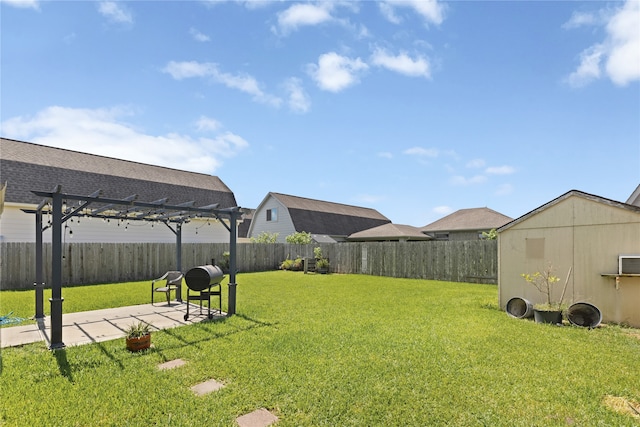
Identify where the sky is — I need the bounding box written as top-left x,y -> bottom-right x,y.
1,0 -> 639,227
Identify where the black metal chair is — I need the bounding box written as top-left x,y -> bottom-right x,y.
151,271 -> 183,306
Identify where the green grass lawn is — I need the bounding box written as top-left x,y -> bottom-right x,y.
1,272 -> 639,426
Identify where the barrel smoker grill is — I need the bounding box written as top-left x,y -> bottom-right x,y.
183,265 -> 225,321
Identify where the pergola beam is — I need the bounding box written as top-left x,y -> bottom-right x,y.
23,186 -> 242,350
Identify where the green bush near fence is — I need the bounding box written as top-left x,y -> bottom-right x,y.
1,272 -> 639,426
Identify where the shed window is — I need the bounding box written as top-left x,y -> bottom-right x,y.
266,208 -> 277,222
526,238 -> 545,259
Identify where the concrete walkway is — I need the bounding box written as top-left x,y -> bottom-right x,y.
0,302 -> 225,349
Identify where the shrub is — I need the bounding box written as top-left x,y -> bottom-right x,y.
251,231 -> 278,243
286,231 -> 312,244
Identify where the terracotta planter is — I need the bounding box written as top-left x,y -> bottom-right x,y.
126,334 -> 151,352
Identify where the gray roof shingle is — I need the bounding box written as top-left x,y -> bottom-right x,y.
270,192 -> 391,237
0,138 -> 236,207
421,207 -> 512,232
348,223 -> 432,241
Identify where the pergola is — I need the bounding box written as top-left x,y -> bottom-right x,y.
23,185 -> 242,350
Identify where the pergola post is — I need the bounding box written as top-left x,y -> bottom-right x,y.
49,189 -> 65,349
227,208 -> 239,316
34,209 -> 45,319
176,222 -> 183,302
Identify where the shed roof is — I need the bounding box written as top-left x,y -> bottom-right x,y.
421,207 -> 512,233
498,189 -> 640,232
0,137 -> 237,208
348,223 -> 432,241
268,192 -> 391,237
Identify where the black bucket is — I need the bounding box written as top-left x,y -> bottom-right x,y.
567,302 -> 602,328
506,297 -> 534,319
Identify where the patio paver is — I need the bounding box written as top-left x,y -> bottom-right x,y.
236,408 -> 278,427
190,379 -> 225,396
157,358 -> 187,370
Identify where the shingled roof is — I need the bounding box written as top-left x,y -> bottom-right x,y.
347,223 -> 432,241
0,137 -> 237,208
270,192 -> 391,237
421,207 -> 512,233
627,184 -> 640,207
498,189 -> 640,232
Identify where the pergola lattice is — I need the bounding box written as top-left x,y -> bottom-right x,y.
23,185 -> 242,350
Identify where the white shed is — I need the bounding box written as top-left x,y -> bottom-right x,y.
497,189 -> 640,327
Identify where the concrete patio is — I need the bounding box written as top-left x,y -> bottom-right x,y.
0,302 -> 225,349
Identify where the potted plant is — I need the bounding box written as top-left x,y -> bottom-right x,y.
125,321 -> 152,352
291,257 -> 303,271
280,258 -> 294,270
314,247 -> 330,274
521,263 -> 570,324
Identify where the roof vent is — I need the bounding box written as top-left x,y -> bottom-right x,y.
619,255 -> 640,275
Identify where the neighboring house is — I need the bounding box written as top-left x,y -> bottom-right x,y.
348,223 -> 432,242
420,207 -> 512,241
237,208 -> 254,239
0,137 -> 238,243
497,189 -> 640,327
626,183 -> 640,207
247,192 -> 391,243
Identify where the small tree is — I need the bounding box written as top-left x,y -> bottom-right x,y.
481,228 -> 498,240
250,231 -> 278,243
521,263 -> 569,310
286,231 -> 312,244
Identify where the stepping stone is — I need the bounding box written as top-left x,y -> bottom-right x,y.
157,359 -> 186,370
190,379 -> 225,396
236,408 -> 278,427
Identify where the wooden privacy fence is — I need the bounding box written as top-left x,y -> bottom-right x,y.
0,240 -> 497,290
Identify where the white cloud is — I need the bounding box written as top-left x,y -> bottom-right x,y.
466,158 -> 485,169
567,44 -> 606,87
195,116 -> 221,132
275,3 -> 334,35
163,60 -> 282,107
433,205 -> 453,215
378,2 -> 401,24
566,0 -> 640,87
283,77 -> 311,114
189,27 -> 210,42
1,0 -> 39,10
485,165 -> 515,175
163,61 -> 212,79
380,0 -> 445,26
403,146 -> 438,157
370,48 -> 431,78
98,1 -> 133,24
378,152 -> 393,159
562,11 -> 600,29
449,175 -> 487,186
605,0 -> 640,86
201,0 -> 274,10
1,106 -> 248,173
307,52 -> 368,92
